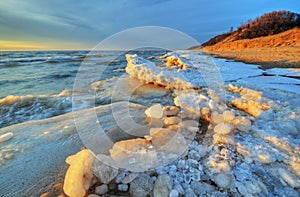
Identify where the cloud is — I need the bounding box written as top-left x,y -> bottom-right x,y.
0,0 -> 299,50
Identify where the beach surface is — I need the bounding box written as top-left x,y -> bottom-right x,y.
195,28 -> 300,68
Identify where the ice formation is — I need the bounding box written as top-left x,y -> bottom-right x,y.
227,84 -> 270,116
63,149 -> 94,197
161,51 -> 192,69
125,54 -> 193,89
108,104 -> 193,171
13,50 -> 299,196
144,104 -> 163,119
0,132 -> 13,143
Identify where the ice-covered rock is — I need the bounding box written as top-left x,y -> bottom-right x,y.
167,124 -> 180,131
118,184 -> 129,191
0,132 -> 13,143
87,194 -> 100,197
178,120 -> 199,129
63,149 -> 94,197
213,123 -> 234,135
150,128 -> 187,155
213,133 -> 235,145
129,174 -> 154,197
145,104 -> 163,119
92,158 -> 118,184
207,154 -> 231,173
164,116 -> 182,126
222,110 -> 235,121
212,173 -> 234,189
211,112 -> 224,124
121,172 -> 139,184
169,189 -> 179,197
190,181 -> 215,195
109,138 -> 157,171
95,184 -> 108,195
233,117 -> 252,132
153,174 -> 173,197
185,188 -> 197,197
163,106 -> 180,117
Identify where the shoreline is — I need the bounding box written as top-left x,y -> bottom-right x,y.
194,47 -> 300,69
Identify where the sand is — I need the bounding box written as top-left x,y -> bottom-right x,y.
194,28 -> 300,68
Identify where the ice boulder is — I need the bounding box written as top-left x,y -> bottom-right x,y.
109,138 -> 158,171
145,104 -> 163,119
63,149 -> 94,197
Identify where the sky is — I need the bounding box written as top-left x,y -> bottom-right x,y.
0,0 -> 299,50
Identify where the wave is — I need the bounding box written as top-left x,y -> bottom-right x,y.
45,56 -> 84,63
0,94 -> 72,128
50,74 -> 73,79
0,56 -> 84,65
0,62 -> 22,68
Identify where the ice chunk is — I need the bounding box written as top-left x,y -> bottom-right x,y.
223,110 -> 235,121
153,174 -> 173,197
164,52 -> 191,69
0,132 -> 13,143
109,138 -> 158,171
145,104 -> 163,119
164,116 -> 182,126
163,106 -> 180,117
95,184 -> 108,195
63,149 -> 94,197
214,123 -> 234,135
228,85 -> 270,116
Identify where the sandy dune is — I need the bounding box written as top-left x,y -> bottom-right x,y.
194,28 -> 300,68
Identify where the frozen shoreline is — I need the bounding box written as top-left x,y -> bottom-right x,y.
63,51 -> 300,196
0,50 -> 299,196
